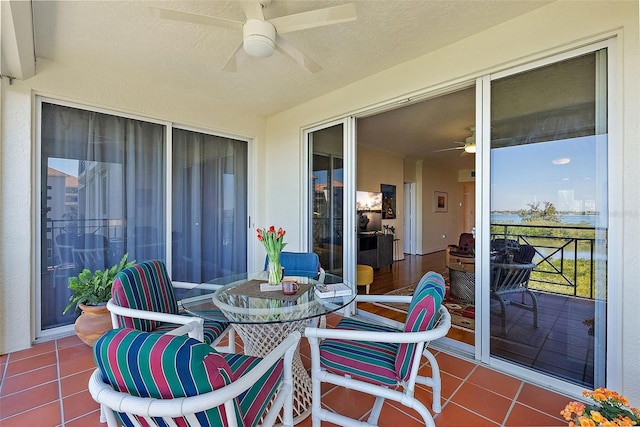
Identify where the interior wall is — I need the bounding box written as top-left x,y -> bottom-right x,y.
420,164 -> 464,255
356,145 -> 404,260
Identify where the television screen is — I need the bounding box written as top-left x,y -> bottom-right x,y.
356,191 -> 383,233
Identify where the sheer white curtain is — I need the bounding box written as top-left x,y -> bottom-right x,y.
171,128 -> 247,283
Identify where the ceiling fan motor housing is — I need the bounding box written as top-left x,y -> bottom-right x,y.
243,19 -> 276,58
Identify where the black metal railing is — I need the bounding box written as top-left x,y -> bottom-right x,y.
491,223 -> 604,299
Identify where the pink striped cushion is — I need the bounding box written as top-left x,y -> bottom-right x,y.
111,261 -> 178,332
395,271 -> 445,381
94,328 -> 284,427
319,317 -> 399,386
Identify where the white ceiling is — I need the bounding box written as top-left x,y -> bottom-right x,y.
31,0 -> 552,166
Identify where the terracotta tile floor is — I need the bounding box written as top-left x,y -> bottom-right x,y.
0,317 -> 572,427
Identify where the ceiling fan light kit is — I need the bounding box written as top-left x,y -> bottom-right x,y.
243,19 -> 276,58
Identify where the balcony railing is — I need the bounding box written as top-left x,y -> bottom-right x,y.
491,223 -> 603,299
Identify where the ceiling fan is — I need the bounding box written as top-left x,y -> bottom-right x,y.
433,126 -> 477,154
149,0 -> 357,73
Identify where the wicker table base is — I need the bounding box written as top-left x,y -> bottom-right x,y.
447,263 -> 475,305
232,321 -> 313,424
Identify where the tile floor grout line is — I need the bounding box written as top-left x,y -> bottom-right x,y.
438,362 -> 511,426
0,352 -> 8,398
55,338 -> 67,427
500,380 -> 524,426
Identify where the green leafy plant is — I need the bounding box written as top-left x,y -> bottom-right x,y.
63,253 -> 135,314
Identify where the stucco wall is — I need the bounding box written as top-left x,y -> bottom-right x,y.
0,58 -> 267,353
264,1 -> 640,401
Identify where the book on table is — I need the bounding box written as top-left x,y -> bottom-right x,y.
314,283 -> 352,298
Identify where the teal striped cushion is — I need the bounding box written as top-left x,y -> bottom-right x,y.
154,316 -> 228,345
396,271 -> 445,381
319,317 -> 399,386
112,261 -> 179,332
94,328 -> 241,426
224,353 -> 284,427
112,261 -> 229,345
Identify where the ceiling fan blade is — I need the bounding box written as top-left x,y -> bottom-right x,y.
271,3 -> 356,34
222,41 -> 245,72
275,36 -> 322,73
149,7 -> 243,31
433,147 -> 464,153
240,1 -> 265,20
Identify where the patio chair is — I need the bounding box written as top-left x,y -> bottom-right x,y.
305,271 -> 451,427
108,260 -> 235,352
490,245 -> 538,332
89,327 -> 300,427
445,233 -> 475,265
263,251 -> 325,280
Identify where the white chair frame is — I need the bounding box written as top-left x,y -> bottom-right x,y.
305,298 -> 451,427
108,282 -> 235,353
89,329 -> 300,427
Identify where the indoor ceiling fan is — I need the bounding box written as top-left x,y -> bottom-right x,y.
433,126 -> 477,154
149,0 -> 357,73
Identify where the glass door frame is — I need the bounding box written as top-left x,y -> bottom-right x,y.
303,118 -> 357,308
476,38 -> 622,394
34,97 -> 255,340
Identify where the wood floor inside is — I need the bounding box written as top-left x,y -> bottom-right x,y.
356,251 -> 474,345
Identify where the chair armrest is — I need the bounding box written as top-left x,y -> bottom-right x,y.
163,321 -> 202,339
88,331 -> 301,421
355,294 -> 412,304
107,299 -> 205,341
305,306 -> 451,344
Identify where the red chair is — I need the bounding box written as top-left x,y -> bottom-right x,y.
445,233 -> 475,265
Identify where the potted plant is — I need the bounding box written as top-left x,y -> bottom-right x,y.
63,253 -> 135,346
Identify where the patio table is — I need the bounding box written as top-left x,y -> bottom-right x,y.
182,270 -> 355,424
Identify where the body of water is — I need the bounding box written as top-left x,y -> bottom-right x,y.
491,212 -> 598,226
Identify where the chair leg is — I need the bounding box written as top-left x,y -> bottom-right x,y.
526,290 -> 539,328
367,396 -> 386,425
423,350 -> 442,413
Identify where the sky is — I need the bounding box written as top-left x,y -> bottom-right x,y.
490,135 -> 606,212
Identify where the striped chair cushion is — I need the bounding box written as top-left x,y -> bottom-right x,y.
94,329 -> 284,427
319,317 -> 400,386
94,328 -> 241,426
224,353 -> 284,427
396,271 -> 445,381
111,260 -> 179,332
151,316 -> 227,346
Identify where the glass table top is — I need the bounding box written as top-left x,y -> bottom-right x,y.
181,271 -> 356,324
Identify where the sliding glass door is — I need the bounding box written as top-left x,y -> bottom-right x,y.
38,101 -> 248,336
308,124 -> 345,275
487,49 -> 609,388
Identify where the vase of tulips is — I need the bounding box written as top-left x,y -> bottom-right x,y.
257,226 -> 287,285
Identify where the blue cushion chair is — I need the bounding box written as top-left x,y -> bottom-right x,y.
89,328 -> 300,427
305,271 -> 451,427
263,251 -> 324,279
108,260 -> 234,352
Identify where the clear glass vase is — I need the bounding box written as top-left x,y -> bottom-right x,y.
267,257 -> 282,285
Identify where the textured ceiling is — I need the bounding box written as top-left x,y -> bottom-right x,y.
32,0 -> 552,167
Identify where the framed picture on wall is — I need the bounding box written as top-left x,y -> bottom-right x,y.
381,184 -> 396,219
434,191 -> 448,213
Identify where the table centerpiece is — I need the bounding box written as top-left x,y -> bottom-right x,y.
257,225 -> 287,286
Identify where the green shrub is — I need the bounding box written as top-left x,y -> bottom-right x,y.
63,253 -> 135,314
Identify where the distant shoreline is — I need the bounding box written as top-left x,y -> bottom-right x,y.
490,212 -> 598,226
